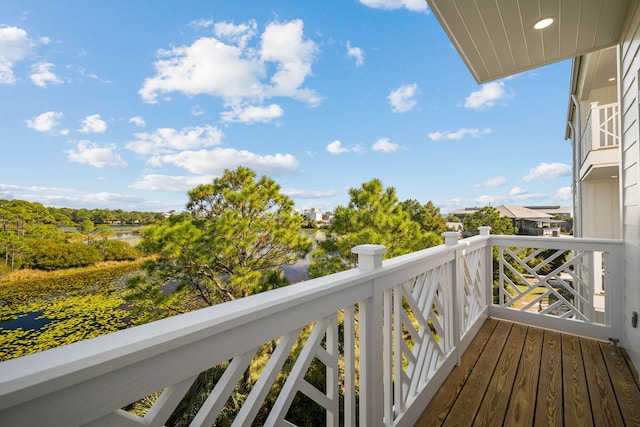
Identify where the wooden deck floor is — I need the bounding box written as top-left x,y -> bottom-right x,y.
415,318 -> 640,426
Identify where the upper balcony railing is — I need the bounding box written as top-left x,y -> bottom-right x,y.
580,102 -> 619,166
0,230 -> 624,426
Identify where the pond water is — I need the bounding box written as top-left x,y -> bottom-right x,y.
1,311 -> 49,331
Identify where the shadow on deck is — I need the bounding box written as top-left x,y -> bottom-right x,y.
416,318 -> 640,426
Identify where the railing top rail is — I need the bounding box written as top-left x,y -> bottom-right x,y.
489,234 -> 623,250
0,234 -> 480,409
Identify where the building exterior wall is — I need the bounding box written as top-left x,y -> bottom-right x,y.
581,178 -> 621,238
619,1 -> 640,370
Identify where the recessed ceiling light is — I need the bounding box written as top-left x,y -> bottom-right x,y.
609,77 -> 616,82
534,17 -> 554,30
611,175 -> 618,179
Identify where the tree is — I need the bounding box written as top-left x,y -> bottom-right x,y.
127,167 -> 312,317
400,199 -> 447,235
463,206 -> 515,236
79,219 -> 96,243
308,179 -> 442,278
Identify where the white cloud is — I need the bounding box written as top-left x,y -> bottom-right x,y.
79,114 -> 107,133
25,111 -> 64,133
129,116 -> 146,127
66,141 -> 127,168
77,67 -> 100,80
388,83 -> 418,113
189,18 -> 214,29
30,62 -> 62,87
326,140 -> 362,155
476,176 -> 507,188
372,137 -> 399,152
214,20 -> 257,50
260,19 -> 319,104
221,103 -> 283,123
131,174 -> 210,191
553,186 -> 573,201
0,26 -> 34,84
428,127 -> 492,141
464,82 -> 510,110
523,162 -> 571,182
0,183 -> 151,210
139,19 -> 320,111
509,186 -> 527,196
281,188 -> 339,198
126,125 -> 224,155
346,41 -> 364,66
139,37 -> 263,104
358,0 -> 428,12
157,148 -> 299,176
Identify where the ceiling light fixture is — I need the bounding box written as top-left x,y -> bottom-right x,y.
609,77 -> 616,81
533,17 -> 554,30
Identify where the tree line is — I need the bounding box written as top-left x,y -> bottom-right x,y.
0,199 -> 160,272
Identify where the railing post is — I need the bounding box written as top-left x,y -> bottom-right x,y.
352,244 -> 387,271
351,244 -> 386,426
443,231 -> 460,246
442,232 -> 461,365
478,226 -> 491,236
478,227 -> 494,313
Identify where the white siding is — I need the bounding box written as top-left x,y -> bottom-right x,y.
619,1 -> 640,370
581,178 -> 621,238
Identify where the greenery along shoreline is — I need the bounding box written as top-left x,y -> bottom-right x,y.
0,199 -> 163,275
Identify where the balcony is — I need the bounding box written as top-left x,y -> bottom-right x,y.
0,230 -> 638,426
579,102 -> 619,182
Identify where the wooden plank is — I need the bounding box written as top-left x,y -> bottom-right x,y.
561,335 -> 593,427
599,342 -> 640,425
472,323 -> 528,426
415,318 -> 498,427
581,339 -> 623,427
534,330 -> 563,427
503,327 -> 543,426
440,320 -> 512,426
621,347 -> 640,390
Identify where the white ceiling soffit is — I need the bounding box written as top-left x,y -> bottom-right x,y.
426,0 -> 632,83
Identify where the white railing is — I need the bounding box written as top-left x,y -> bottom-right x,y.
490,234 -> 623,340
580,102 -> 619,165
0,231 -> 623,426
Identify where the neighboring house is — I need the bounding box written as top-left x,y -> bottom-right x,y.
428,0 -> 639,378
448,207 -> 482,221
525,205 -> 573,219
496,205 -> 562,236
452,205 -> 565,236
302,208 -> 323,222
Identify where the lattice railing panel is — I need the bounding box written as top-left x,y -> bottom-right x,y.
497,246 -> 596,321
95,313 -> 348,427
461,246 -> 485,335
389,262 -> 452,419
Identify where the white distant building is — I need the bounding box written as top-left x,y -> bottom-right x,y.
302,208 -> 323,222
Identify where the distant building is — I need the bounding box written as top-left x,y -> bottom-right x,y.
302,208 -> 323,222
524,205 -> 573,219
497,205 -> 563,237
449,205 -> 569,237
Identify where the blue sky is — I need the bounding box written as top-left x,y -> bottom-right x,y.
0,0 -> 573,214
